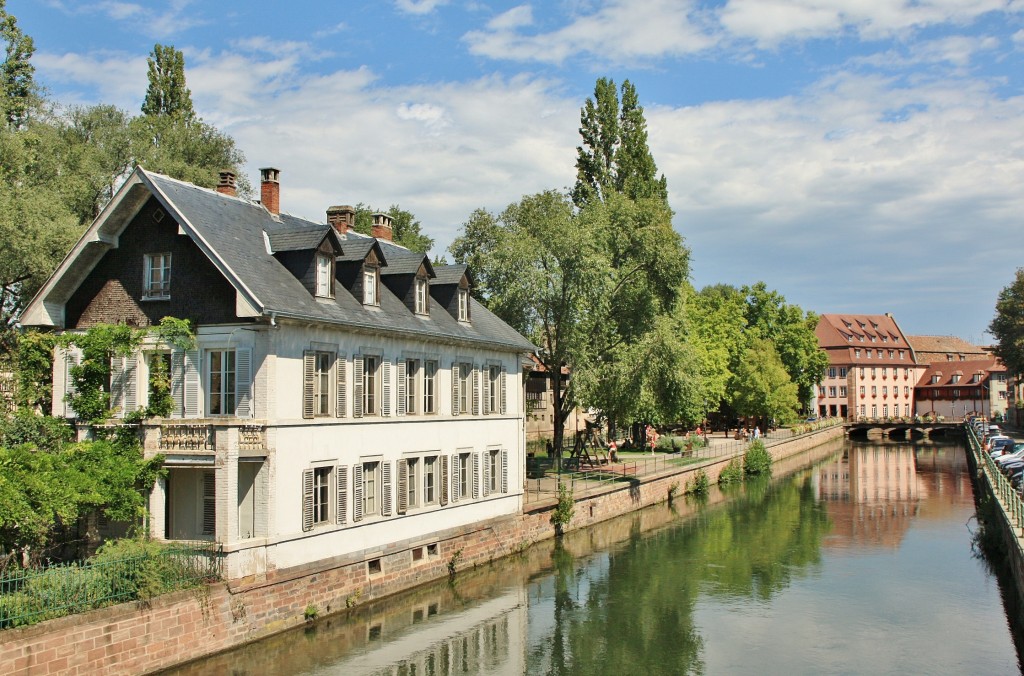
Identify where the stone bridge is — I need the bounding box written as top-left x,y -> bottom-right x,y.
844,421 -> 964,442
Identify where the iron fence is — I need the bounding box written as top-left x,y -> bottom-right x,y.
0,541 -> 222,629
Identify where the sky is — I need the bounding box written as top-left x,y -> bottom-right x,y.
10,0 -> 1024,342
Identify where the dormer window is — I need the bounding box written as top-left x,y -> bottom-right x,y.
363,267 -> 378,306
316,253 -> 333,298
143,253 -> 171,299
951,374 -> 961,384
415,277 -> 428,315
457,289 -> 469,322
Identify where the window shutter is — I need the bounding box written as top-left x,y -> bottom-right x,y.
336,354 -> 347,418
440,455 -> 449,506
236,348 -> 253,418
382,461 -> 393,516
482,452 -> 491,497
500,367 -> 507,415
451,362 -> 460,416
184,350 -> 200,418
353,464 -> 364,522
482,368 -> 490,416
451,455 -> 460,503
110,355 -> 125,414
397,459 -> 408,515
302,469 -> 314,532
171,350 -> 184,418
471,365 -> 480,415
65,349 -> 81,418
302,350 -> 315,419
202,471 -> 216,536
123,354 -> 138,414
473,452 -> 481,499
336,465 -> 348,524
501,449 -> 509,494
353,355 -> 364,418
396,360 -> 407,416
381,359 -> 392,416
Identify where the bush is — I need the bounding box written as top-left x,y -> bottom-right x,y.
718,459 -> 743,485
687,469 -> 710,495
550,482 -> 575,534
0,413 -> 74,451
743,440 -> 773,476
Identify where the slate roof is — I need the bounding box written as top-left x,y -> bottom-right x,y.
431,264 -> 469,286
24,168 -> 535,354
267,225 -> 336,253
378,240 -> 433,277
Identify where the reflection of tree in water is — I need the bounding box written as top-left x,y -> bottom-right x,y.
529,471 -> 831,675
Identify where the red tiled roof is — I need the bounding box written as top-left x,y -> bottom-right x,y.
816,313 -> 918,365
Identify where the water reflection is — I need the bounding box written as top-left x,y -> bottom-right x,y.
168,440 -> 1020,675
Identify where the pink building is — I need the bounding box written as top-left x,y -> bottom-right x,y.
814,313 -> 926,420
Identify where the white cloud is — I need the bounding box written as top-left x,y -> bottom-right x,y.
394,0 -> 450,16
43,0 -> 207,39
33,50 -> 148,110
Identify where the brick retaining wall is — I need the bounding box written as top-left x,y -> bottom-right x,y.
0,426 -> 844,675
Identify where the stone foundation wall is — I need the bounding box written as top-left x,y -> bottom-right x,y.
0,426 -> 844,675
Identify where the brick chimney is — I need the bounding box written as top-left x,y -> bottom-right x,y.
260,167 -> 280,215
371,212 -> 393,241
216,170 -> 237,197
327,205 -> 355,235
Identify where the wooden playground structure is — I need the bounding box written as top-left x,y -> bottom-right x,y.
563,422 -> 613,470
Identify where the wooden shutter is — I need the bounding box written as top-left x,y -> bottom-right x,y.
64,349 -> 81,418
171,350 -> 184,418
382,462 -> 393,516
396,360 -> 407,416
451,454 -> 461,503
451,362 -> 460,416
501,449 -> 509,494
336,465 -> 348,524
473,452 -> 481,499
123,355 -> 138,414
483,451 -> 491,497
184,350 -> 200,418
471,365 -> 480,415
353,355 -> 364,418
302,351 -> 315,419
110,355 -> 125,413
336,354 -> 347,418
353,464 -> 364,522
235,348 -> 252,418
202,471 -> 216,536
440,455 -> 449,506
302,469 -> 314,532
382,359 -> 392,416
397,459 -> 408,515
500,366 -> 507,414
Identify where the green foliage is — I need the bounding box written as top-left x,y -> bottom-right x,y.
0,411 -> 72,450
447,548 -> 463,582
687,469 -> 710,495
743,440 -> 773,476
141,44 -> 194,121
550,482 -> 575,533
59,323 -> 143,423
729,338 -> 801,425
303,603 -> 319,621
990,268 -> 1024,377
350,203 -> 434,253
14,330 -> 56,411
718,459 -> 744,485
0,0 -> 36,129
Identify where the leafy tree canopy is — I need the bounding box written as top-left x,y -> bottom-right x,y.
990,268 -> 1024,376
141,44 -> 194,121
729,337 -> 801,424
350,203 -> 434,254
0,0 -> 35,129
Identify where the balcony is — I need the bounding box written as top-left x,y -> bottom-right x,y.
160,423 -> 214,451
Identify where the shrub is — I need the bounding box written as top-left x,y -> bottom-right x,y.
550,482 -> 575,534
718,459 -> 743,485
687,469 -> 710,495
743,440 -> 773,476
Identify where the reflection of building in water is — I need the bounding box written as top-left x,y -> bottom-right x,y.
816,445 -> 921,549
337,587 -> 527,675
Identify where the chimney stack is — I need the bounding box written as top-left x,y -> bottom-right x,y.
216,170 -> 237,197
327,205 -> 356,235
260,167 -> 281,215
371,212 -> 393,241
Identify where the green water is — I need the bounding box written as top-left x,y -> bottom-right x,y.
167,440 -> 1022,675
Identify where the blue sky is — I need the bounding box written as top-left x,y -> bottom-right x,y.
12,0 -> 1024,342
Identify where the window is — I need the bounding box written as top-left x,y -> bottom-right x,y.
828,367 -> 837,379
487,365 -> 502,414
871,368 -> 876,378
316,253 -> 333,297
931,375 -> 940,384
860,405 -> 866,416
457,452 -> 471,499
866,350 -> 871,359
904,368 -> 910,378
951,374 -> 961,384
404,458 -> 419,511
144,253 -> 171,299
488,450 -> 501,494
888,350 -> 894,358
882,386 -> 887,396
855,349 -> 861,358
819,386 -> 826,397
405,359 -> 418,414
208,349 -> 236,415
457,289 -> 469,322
871,405 -> 877,417
839,367 -> 847,378
883,405 -> 889,417
877,350 -> 882,358
859,368 -> 865,378
458,363 -> 472,414
314,351 -> 331,416
423,360 -> 437,414
839,386 -> 847,397
313,467 -> 331,525
871,386 -> 877,396
363,356 -> 378,415
953,389 -> 960,398
424,456 -> 438,504
904,386 -> 909,396
362,461 -> 380,517
363,268 -> 378,305
415,277 -> 428,315
859,386 -> 865,395
905,404 -> 910,416
828,386 -> 837,397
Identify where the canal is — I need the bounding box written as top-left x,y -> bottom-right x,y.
166,438 -> 1023,675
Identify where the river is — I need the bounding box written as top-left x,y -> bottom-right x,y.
165,438 -> 1022,675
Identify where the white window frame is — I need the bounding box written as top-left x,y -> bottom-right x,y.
415,277 -> 428,315
208,349 -> 236,416
423,360 -> 437,414
406,458 -> 419,510
458,452 -> 471,499
143,252 -> 171,300
458,362 -> 471,414
313,466 -> 331,525
315,253 -> 333,298
363,355 -> 379,415
405,358 -> 418,415
488,449 -> 500,494
424,455 -> 438,505
457,289 -> 469,322
363,267 -> 378,306
362,460 -> 380,517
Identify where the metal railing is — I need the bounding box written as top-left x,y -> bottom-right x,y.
969,425 -> 1024,530
0,541 -> 222,629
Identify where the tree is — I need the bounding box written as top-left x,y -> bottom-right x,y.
990,268 -> 1024,376
0,0 -> 35,129
729,338 -> 801,424
686,284 -> 749,415
349,203 -> 433,254
141,44 -> 194,122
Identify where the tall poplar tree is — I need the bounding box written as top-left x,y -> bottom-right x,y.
0,0 -> 35,129
141,44 -> 195,122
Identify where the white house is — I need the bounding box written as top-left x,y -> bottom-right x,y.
22,167 -> 535,580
